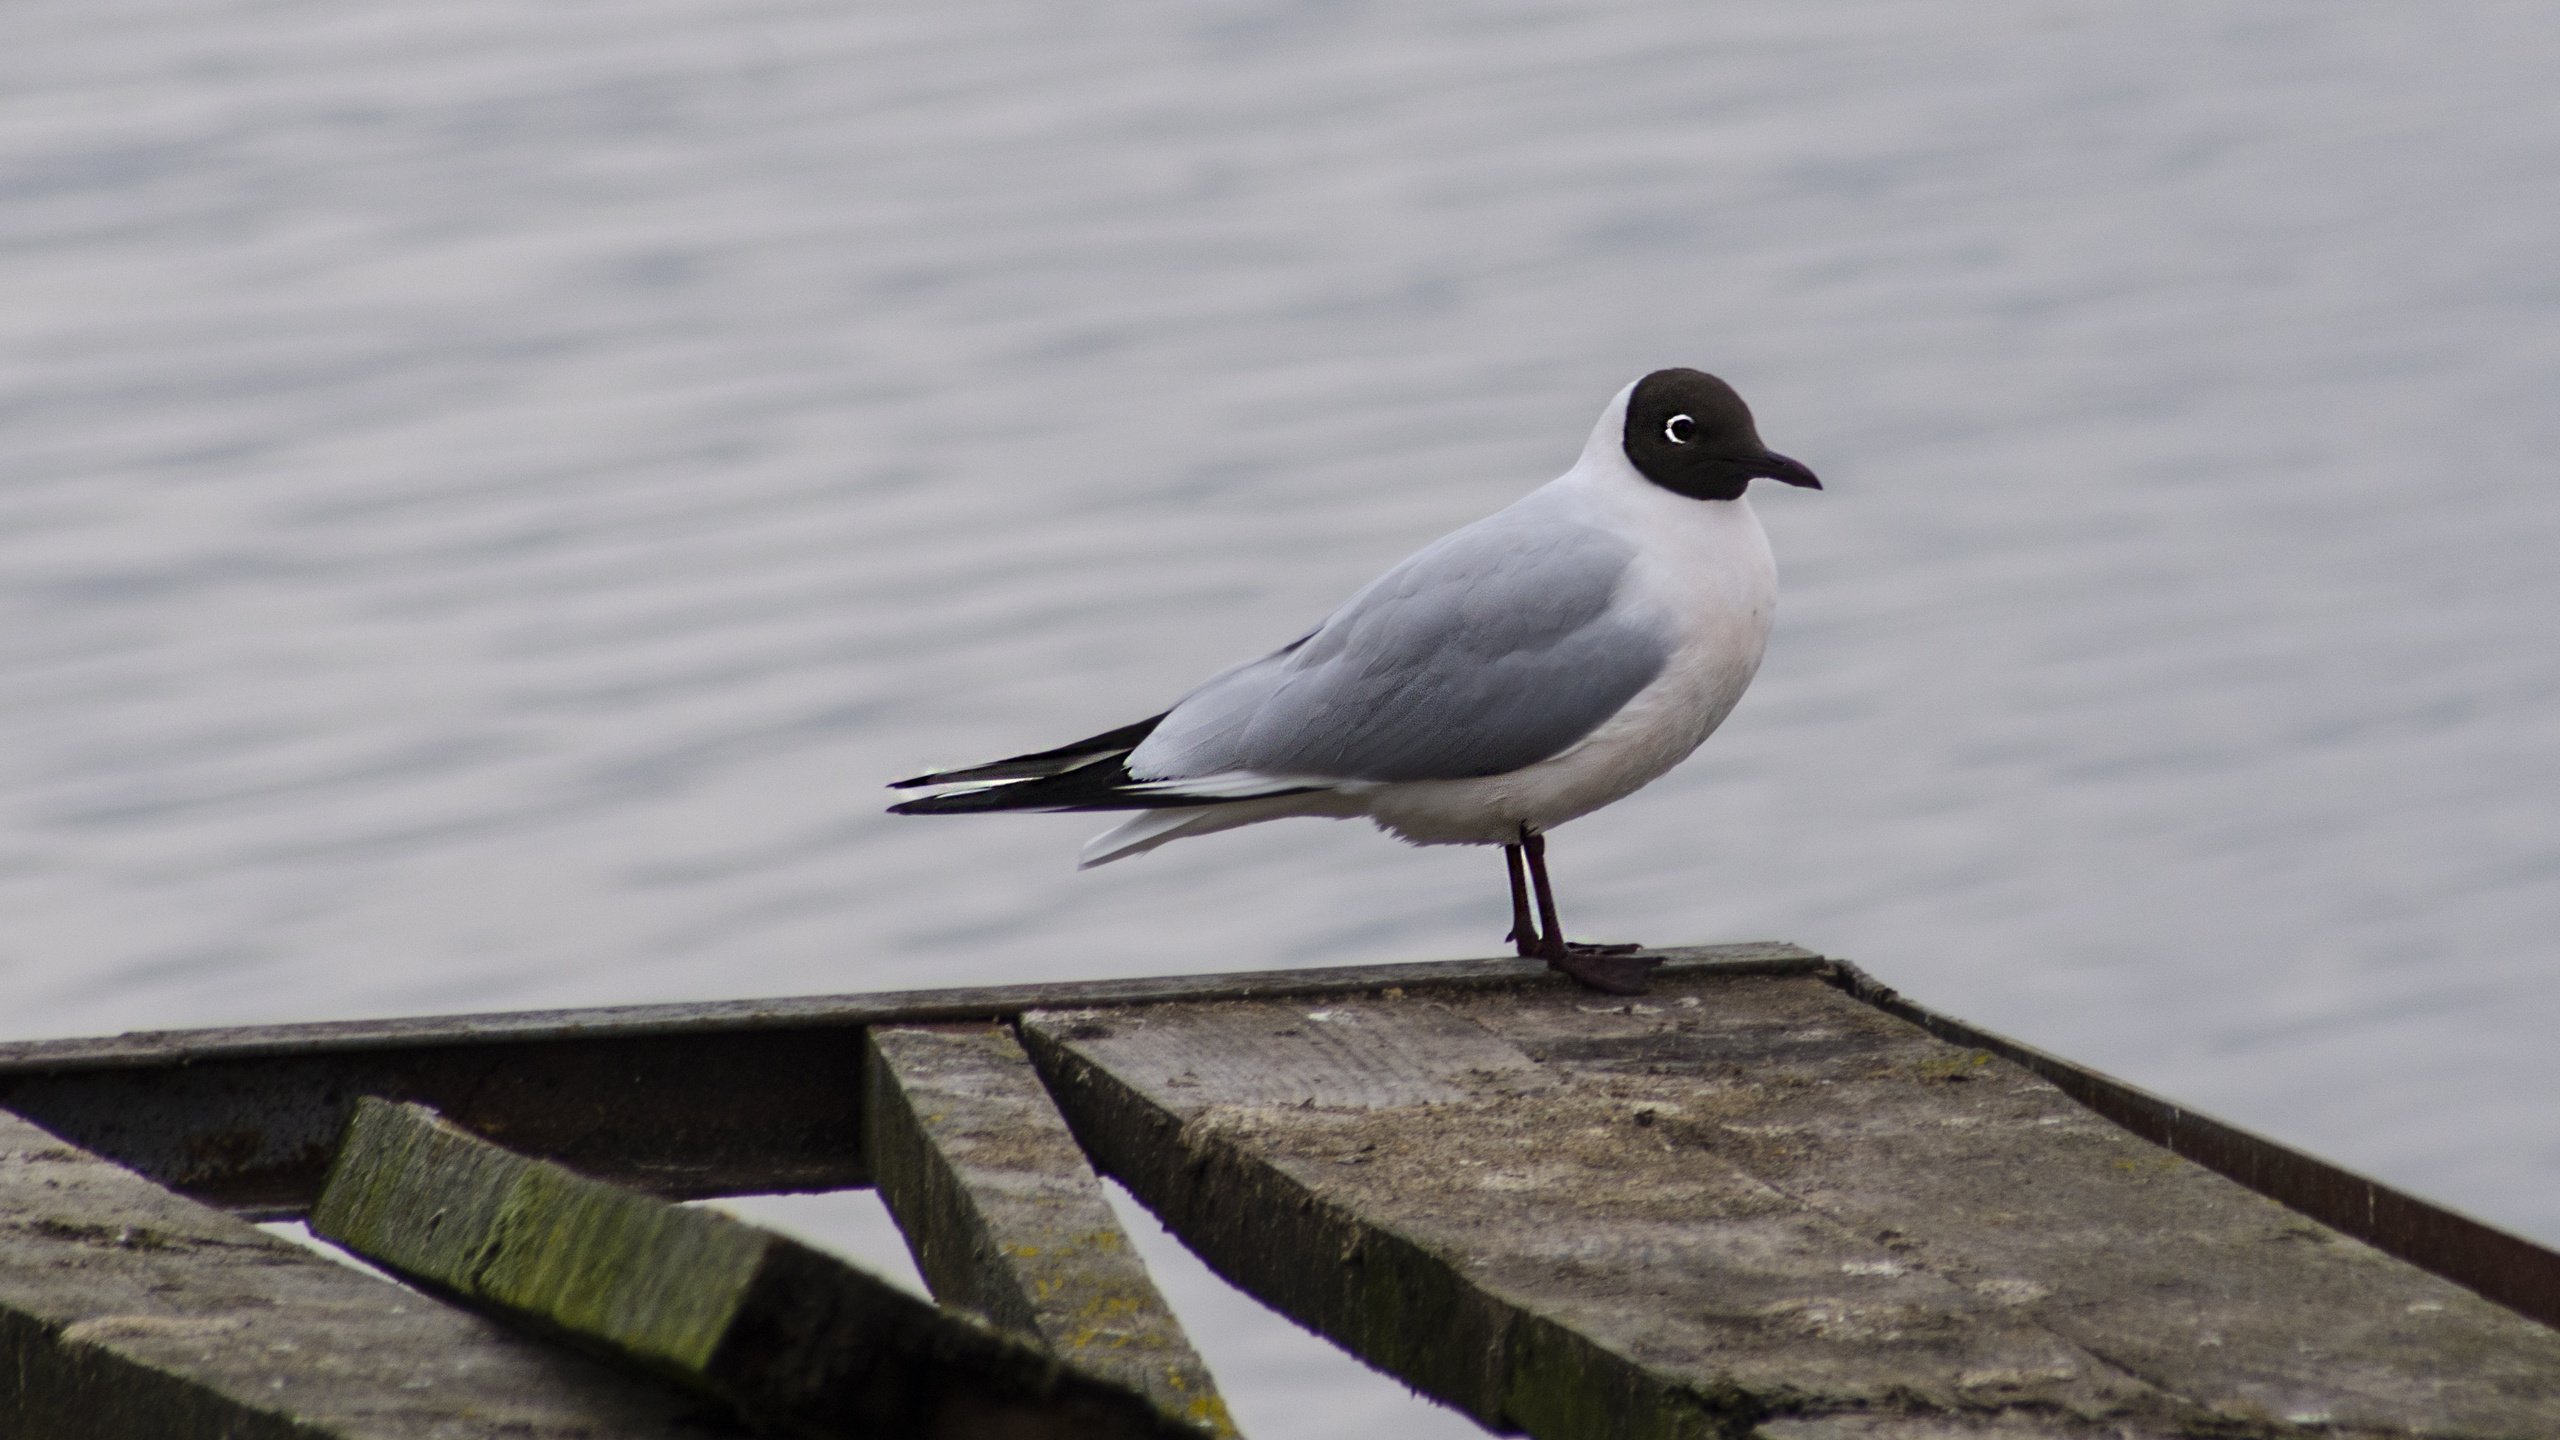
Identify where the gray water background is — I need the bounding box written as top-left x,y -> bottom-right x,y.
8,0 -> 2560,1430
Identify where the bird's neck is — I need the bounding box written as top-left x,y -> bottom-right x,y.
1548,439 -> 1762,540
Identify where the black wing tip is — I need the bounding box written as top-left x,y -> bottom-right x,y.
890,775 -> 1322,817
886,782 -> 1129,816
886,711 -> 1172,793
887,789 -> 1002,816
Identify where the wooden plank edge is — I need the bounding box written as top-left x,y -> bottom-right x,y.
0,944 -> 1825,1073
864,1024 -> 1239,1436
0,1106 -> 733,1440
0,949 -> 1822,1218
1015,1017 -> 1771,1440
1,1303 -> 370,1440
1817,958 -> 2560,1332
311,1097 -> 1217,1440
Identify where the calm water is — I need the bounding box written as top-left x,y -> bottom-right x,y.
9,0 -> 2560,1430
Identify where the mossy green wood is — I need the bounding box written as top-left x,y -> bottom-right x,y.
312,1097 -> 1214,1440
0,1109 -> 734,1440
864,1024 -> 1237,1436
316,1096 -> 767,1373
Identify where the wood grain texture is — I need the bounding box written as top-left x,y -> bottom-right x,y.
0,943 -> 1818,1217
1461,975 -> 2560,1437
311,1098 -> 1214,1440
0,944 -> 1825,1071
866,1024 -> 1235,1435
0,1108 -> 736,1440
1024,978 -> 2560,1439
1821,958 -> 2560,1334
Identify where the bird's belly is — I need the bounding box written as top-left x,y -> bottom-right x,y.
1358,620 -> 1766,846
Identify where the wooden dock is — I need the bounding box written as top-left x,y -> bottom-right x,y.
1,942 -> 2555,1437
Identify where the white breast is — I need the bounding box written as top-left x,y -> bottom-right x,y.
1358,461 -> 1778,847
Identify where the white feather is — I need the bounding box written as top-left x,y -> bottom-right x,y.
1078,793 -> 1342,867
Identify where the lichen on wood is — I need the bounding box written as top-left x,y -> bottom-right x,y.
311,1096 -> 1213,1440
866,1023 -> 1237,1435
0,1108 -> 733,1439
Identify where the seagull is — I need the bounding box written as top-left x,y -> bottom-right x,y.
890,368 -> 1819,994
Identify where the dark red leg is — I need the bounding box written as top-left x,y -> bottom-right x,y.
1503,842 -> 1538,956
1520,828 -> 1659,995
1521,829 -> 1566,960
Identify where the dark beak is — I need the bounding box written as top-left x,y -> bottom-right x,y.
1754,452 -> 1822,489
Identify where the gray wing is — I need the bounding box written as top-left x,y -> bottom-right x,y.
1129,514 -> 1669,785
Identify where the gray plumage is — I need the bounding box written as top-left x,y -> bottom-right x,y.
889,366 -> 1819,993
1127,504 -> 1669,787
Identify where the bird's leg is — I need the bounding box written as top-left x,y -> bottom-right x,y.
1503,841 -> 1539,955
1521,829 -> 1567,959
1525,833 -> 1642,956
1521,828 -> 1660,995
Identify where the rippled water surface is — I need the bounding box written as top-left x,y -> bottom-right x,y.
8,0 -> 2560,1429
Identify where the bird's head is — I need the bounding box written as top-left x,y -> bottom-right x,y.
1620,368 -> 1821,501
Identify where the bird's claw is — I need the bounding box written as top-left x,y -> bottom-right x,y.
1538,944 -> 1661,995
1545,952 -> 1661,995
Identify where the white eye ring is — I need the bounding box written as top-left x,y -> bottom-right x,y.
1664,413 -> 1696,444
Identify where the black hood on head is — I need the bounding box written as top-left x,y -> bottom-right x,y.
1620,368 -> 1820,501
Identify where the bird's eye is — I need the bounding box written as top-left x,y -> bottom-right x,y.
1664,414 -> 1695,445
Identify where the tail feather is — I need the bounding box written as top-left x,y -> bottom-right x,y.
1077,808 -> 1216,867
1078,793 -> 1328,867
888,712 -> 1319,816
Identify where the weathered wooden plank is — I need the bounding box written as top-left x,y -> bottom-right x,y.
0,1026 -> 871,1219
0,937 -> 2546,1358
0,944 -> 1818,1214
0,1107 -> 741,1440
1029,1001 -> 1555,1110
1458,975 -> 2560,1438
310,1097 -> 1212,1440
866,1024 -> 1236,1435
1021,997 -> 2183,1439
0,944 -> 1825,1070
1026,981 -> 2560,1439
1754,1420 -> 2084,1440
1821,958 -> 2560,1335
